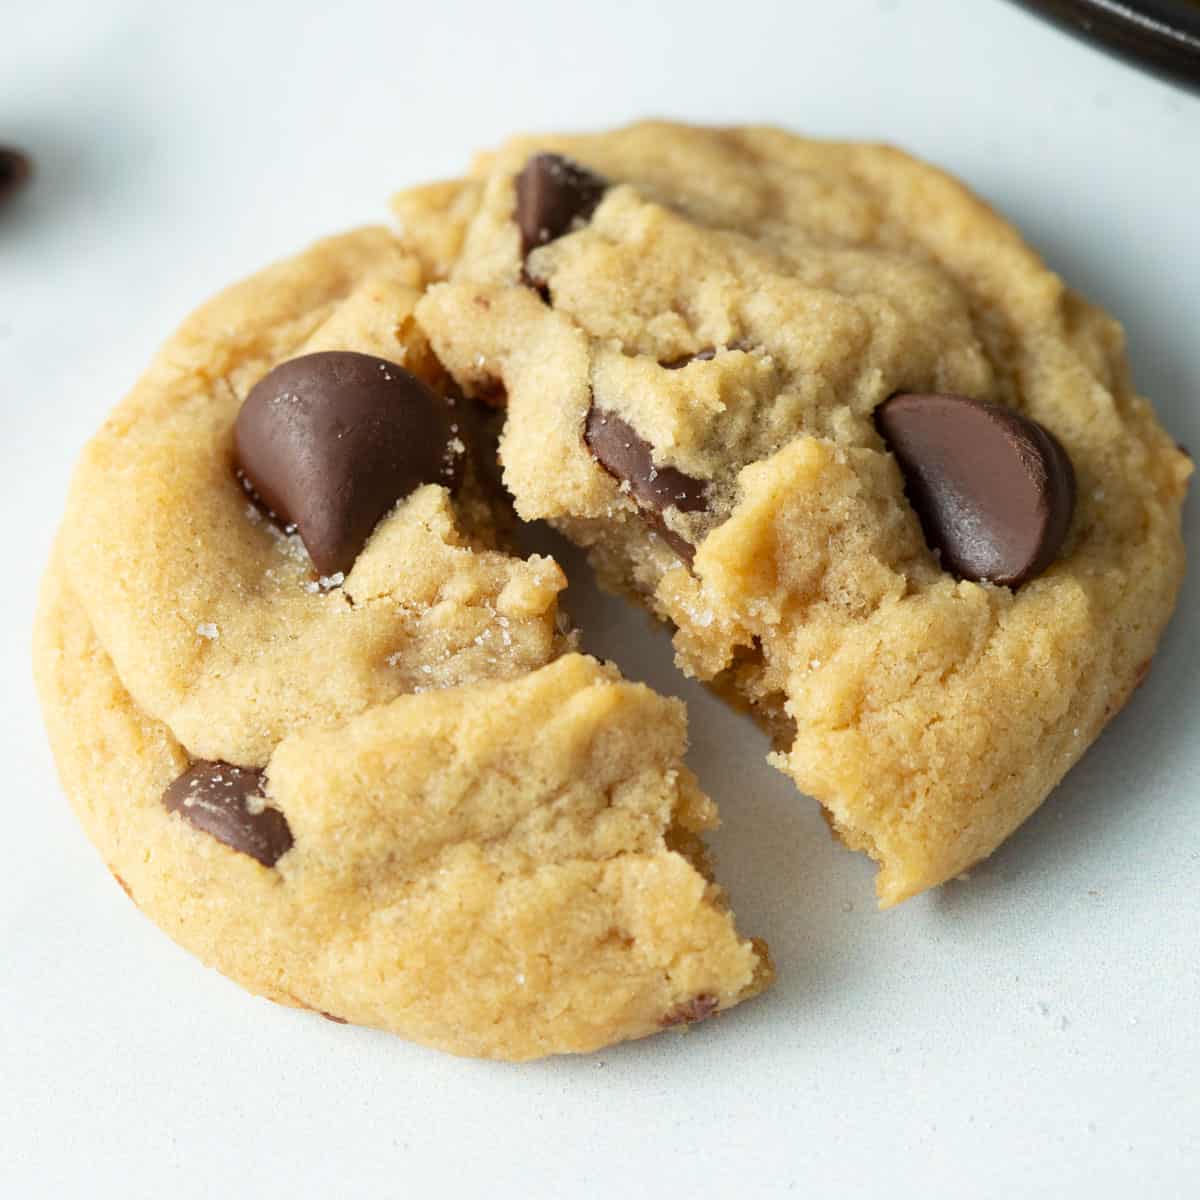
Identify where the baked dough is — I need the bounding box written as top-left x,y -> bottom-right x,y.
33,225 -> 768,1060
410,121 -> 1190,905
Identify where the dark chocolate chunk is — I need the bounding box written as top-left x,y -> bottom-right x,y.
585,407 -> 707,563
660,994 -> 719,1027
585,408 -> 708,514
163,761 -> 293,867
235,352 -> 464,576
875,392 -> 1075,588
515,153 -> 608,257
0,147 -> 32,201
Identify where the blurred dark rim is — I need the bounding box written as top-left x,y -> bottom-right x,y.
1010,0 -> 1200,93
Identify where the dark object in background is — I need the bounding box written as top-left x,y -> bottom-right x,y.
1010,1 -> 1200,93
0,147 -> 32,201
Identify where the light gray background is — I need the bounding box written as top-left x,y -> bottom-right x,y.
3,2 -> 1197,1196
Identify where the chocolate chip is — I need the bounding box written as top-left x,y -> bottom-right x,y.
473,378 -> 507,408
235,352 -> 464,576
585,408 -> 708,514
0,147 -> 32,201
584,407 -> 708,561
660,994 -> 719,1027
163,761 -> 293,867
875,392 -> 1076,588
515,153 -> 608,257
319,1010 -> 349,1025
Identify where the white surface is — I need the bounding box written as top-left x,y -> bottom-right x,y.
2,2 -> 1198,1196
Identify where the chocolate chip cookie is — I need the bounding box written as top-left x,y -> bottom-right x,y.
408,121 -> 1191,905
35,122 -> 1190,1059
33,226 -> 769,1059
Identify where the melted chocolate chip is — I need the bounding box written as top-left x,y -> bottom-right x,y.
163,761 -> 293,867
473,378 -> 507,408
235,352 -> 464,576
875,392 -> 1076,588
660,994 -> 719,1027
584,407 -> 708,562
515,153 -> 608,257
585,408 -> 708,514
0,147 -> 32,201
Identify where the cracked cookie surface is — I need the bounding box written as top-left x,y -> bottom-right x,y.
408,121 -> 1191,905
34,226 -> 768,1059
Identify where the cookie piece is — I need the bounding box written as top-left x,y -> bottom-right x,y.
413,121 -> 1191,906
34,227 -> 768,1058
57,230 -> 565,766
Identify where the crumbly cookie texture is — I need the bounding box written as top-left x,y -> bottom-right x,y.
410,121 -> 1191,906
34,226 -> 768,1059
